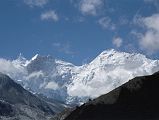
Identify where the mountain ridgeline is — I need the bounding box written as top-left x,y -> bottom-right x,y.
1,49 -> 159,105
1,50 -> 159,120
64,71 -> 159,120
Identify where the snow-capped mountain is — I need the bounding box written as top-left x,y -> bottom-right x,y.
0,49 -> 159,105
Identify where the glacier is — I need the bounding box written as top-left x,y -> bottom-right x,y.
0,49 -> 159,105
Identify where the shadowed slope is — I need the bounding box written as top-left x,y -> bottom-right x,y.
0,73 -> 55,120
64,71 -> 159,120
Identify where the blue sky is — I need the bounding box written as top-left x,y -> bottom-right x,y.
0,0 -> 159,65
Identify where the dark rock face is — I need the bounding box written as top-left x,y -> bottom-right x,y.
0,73 -> 55,120
0,101 -> 15,117
64,72 -> 159,120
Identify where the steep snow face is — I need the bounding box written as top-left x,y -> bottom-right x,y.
23,55 -> 73,101
0,49 -> 159,104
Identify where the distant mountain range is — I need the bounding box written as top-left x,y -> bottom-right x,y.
63,71 -> 159,120
0,49 -> 159,104
0,73 -> 66,120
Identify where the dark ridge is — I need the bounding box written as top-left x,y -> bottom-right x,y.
0,101 -> 15,117
0,72 -> 55,119
64,71 -> 159,120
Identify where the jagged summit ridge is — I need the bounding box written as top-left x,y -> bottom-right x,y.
92,49 -> 148,65
67,50 -> 159,99
0,49 -> 159,104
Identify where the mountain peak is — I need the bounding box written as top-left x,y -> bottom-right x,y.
14,53 -> 28,66
92,49 -> 149,66
99,49 -> 117,56
31,54 -> 39,61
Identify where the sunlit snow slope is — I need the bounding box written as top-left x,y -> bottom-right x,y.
0,49 -> 159,104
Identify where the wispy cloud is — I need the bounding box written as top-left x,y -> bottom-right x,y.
41,10 -> 59,22
79,0 -> 103,16
52,42 -> 74,55
98,17 -> 116,30
45,81 -> 59,90
113,37 -> 123,48
24,0 -> 49,7
52,42 -> 61,47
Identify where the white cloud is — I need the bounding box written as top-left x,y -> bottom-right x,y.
52,42 -> 74,55
138,14 -> 159,53
113,37 -> 123,48
143,14 -> 159,31
79,0 -> 103,16
0,59 -> 17,74
45,81 -> 59,90
98,17 -> 116,30
26,71 -> 44,80
24,0 -> 49,7
140,30 -> 159,53
0,58 -> 26,79
41,10 -> 59,22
